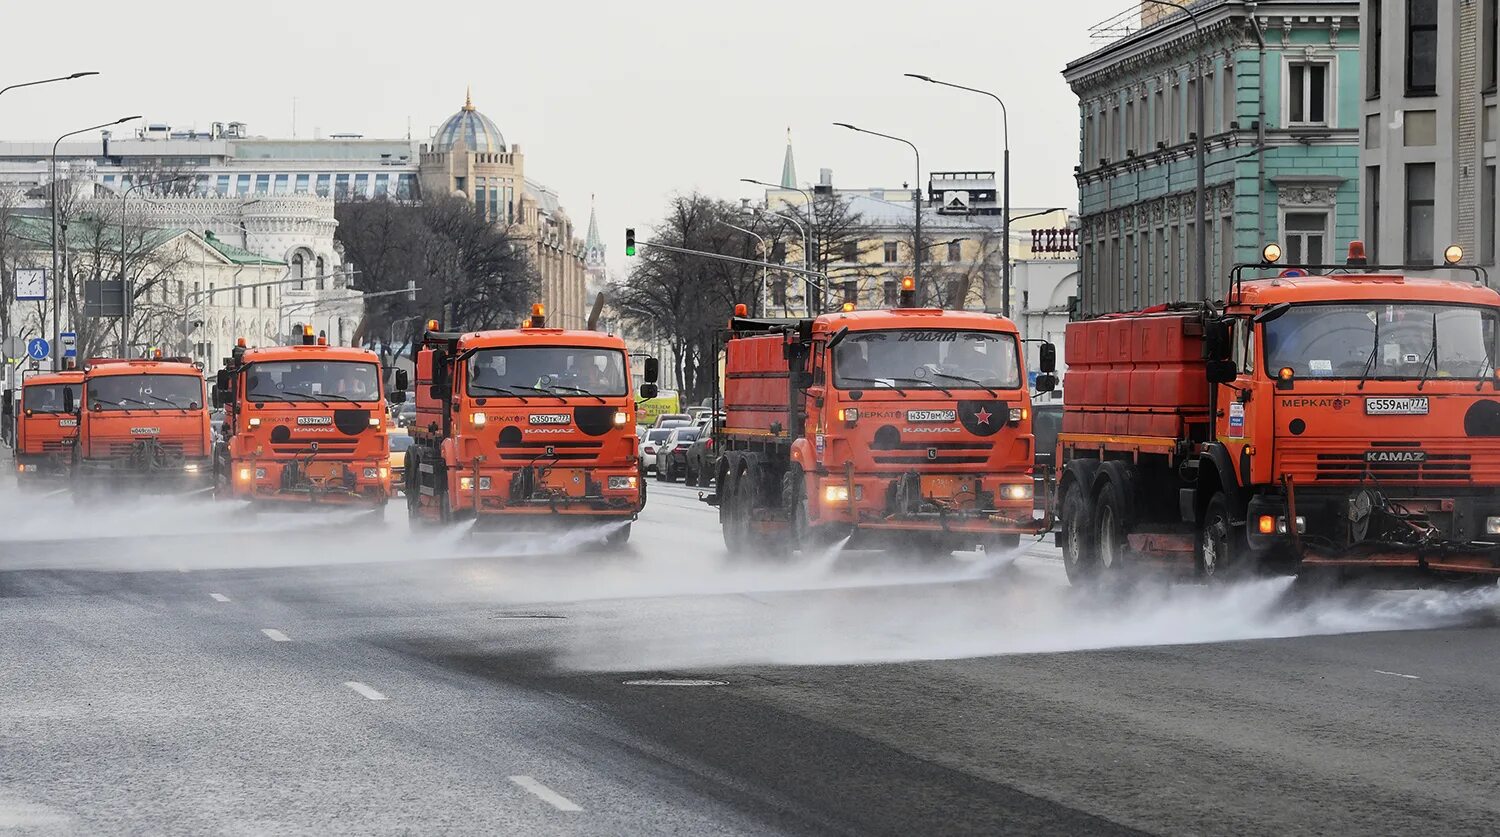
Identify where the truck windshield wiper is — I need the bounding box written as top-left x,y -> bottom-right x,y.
117,396 -> 156,408
840,376 -> 907,396
893,376 -> 952,396
544,384 -> 606,403
1478,353 -> 1495,391
310,392 -> 359,402
1356,314 -> 1382,390
146,394 -> 185,409
250,391 -> 297,403
1415,312 -> 1439,391
929,371 -> 997,396
511,384 -> 567,401
470,383 -> 528,402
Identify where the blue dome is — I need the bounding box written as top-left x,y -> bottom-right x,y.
434,92 -> 506,153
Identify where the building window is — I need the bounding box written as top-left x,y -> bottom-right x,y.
1154,86 -> 1166,148
292,253 -> 306,290
883,241 -> 899,263
1406,162 -> 1436,264
354,173 -> 369,197
1084,112 -> 1095,164
273,174 -> 289,195
295,173 -> 310,194
1222,62 -> 1236,128
1170,79 -> 1182,145
235,174 -> 251,196
1368,0 -> 1383,98
842,240 -> 859,262
254,174 -> 270,194
252,286 -> 259,307
396,174 -> 415,200
315,174 -> 330,197
1484,165 -> 1496,265
882,280 -> 899,306
316,257 -> 326,286
946,279 -> 966,306
453,176 -> 466,195
772,279 -> 788,307
1407,0 -> 1438,96
841,281 -> 858,305
947,240 -> 962,262
334,173 -> 350,198
1287,62 -> 1329,125
1286,211 -> 1330,265
1367,166 -> 1381,262
374,173 -> 390,197
1486,0 -> 1498,93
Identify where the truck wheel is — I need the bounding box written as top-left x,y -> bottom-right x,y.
1059,484 -> 1096,584
1200,492 -> 1244,581
1093,481 -> 1131,574
722,469 -> 749,555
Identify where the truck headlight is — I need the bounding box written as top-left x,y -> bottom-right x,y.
471,412 -> 487,427
837,407 -> 858,423
479,476 -> 491,490
459,476 -> 473,490
237,467 -> 252,482
1009,407 -> 1028,423
1276,515 -> 1307,535
608,475 -> 638,490
1486,516 -> 1500,536
362,467 -> 378,479
823,485 -> 849,504
369,417 -> 381,427
183,463 -> 200,473
1000,483 -> 1033,501
614,411 -> 628,426
248,417 -> 261,428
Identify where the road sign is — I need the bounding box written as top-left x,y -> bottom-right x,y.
15,269 -> 46,301
61,332 -> 77,359
26,338 -> 49,361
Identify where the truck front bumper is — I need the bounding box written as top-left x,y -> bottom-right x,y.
231,459 -> 391,506
76,458 -> 213,491
810,471 -> 1048,536
451,465 -> 643,521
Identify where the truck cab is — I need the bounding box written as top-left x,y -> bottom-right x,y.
74,356 -> 212,492
13,369 -> 83,482
213,329 -> 399,506
406,307 -> 655,542
715,282 -> 1054,557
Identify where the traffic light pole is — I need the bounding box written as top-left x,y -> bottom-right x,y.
633,240 -> 830,298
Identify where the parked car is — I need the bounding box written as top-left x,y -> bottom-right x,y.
652,413 -> 691,428
639,427 -> 674,473
684,429 -> 716,486
394,402 -> 418,428
388,429 -> 413,489
653,427 -> 699,482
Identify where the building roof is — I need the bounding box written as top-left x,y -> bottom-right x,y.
201,231 -> 284,265
4,215 -> 284,266
844,193 -> 996,231
432,89 -> 506,154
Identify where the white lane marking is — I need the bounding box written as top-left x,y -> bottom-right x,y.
343,681 -> 388,701
624,678 -> 727,687
1375,669 -> 1421,680
209,593 -> 231,603
508,776 -> 582,812
261,628 -> 291,642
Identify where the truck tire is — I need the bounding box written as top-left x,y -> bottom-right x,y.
1093,480 -> 1131,575
1059,482 -> 1096,584
1199,492 -> 1245,581
723,468 -> 752,556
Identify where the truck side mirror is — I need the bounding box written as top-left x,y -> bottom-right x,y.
1038,342 -> 1057,374
1035,373 -> 1058,394
216,369 -> 230,391
393,368 -> 409,391
643,357 -> 660,384
638,382 -> 659,400
388,390 -> 407,405
1204,319 -> 1233,361
793,371 -> 815,389
1206,360 -> 1238,384
62,386 -> 75,415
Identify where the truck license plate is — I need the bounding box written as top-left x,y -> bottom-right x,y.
907,409 -> 956,422
1364,397 -> 1428,415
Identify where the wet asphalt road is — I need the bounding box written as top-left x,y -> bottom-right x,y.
2,478 -> 1499,835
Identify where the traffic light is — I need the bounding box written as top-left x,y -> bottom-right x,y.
625,227 -> 636,257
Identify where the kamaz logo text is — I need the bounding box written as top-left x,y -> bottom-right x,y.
529,413 -> 571,425
1365,450 -> 1426,463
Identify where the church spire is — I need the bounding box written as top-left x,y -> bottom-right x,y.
463,85 -> 474,112
780,126 -> 797,189
585,194 -> 603,252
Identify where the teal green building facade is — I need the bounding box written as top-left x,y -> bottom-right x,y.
1063,0 -> 1361,316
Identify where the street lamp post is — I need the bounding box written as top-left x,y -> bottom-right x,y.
1142,0 -> 1209,304
0,71 -> 97,98
717,220 -> 769,314
51,115 -> 140,370
904,74 -> 1013,316
833,123 -> 923,291
751,207 -> 812,314
741,177 -> 819,311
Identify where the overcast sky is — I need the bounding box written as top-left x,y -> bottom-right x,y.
4,0 -> 1122,275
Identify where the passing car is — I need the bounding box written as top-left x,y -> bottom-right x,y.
684,429 -> 716,486
394,402 -> 418,428
653,426 -> 699,481
388,428 -> 413,488
639,427 -> 674,473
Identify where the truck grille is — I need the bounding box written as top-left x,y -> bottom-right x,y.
109,441 -> 184,458
270,441 -> 359,456
497,440 -> 604,463
41,440 -> 72,453
1314,452 -> 1472,482
871,441 -> 992,467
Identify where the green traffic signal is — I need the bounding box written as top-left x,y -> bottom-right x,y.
625,227 -> 636,257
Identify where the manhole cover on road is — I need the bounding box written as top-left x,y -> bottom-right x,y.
623,678 -> 728,687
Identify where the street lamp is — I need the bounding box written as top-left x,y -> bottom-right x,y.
751,207 -> 813,314
833,123 -> 923,289
716,220 -> 769,314
904,73 -> 1012,316
743,177 -> 819,312
51,114 -> 140,370
1142,0 -> 1208,304
0,71 -> 97,98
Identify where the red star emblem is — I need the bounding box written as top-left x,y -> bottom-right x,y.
974,407 -> 992,425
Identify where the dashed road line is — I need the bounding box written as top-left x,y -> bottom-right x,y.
1375,669 -> 1420,680
209,593 -> 231,603
508,776 -> 582,811
260,628 -> 291,642
343,681 -> 388,701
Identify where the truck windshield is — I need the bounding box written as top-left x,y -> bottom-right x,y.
833,330 -> 1021,390
466,347 -> 627,397
88,375 -> 203,411
1263,302 -> 1498,380
22,384 -> 80,414
245,361 -> 379,402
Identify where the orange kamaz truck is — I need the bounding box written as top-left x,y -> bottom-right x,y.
212,328 -> 401,507
73,356 -> 212,493
406,306 -> 653,543
1057,243 -> 1500,584
709,279 -> 1055,557
13,369 -> 83,482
